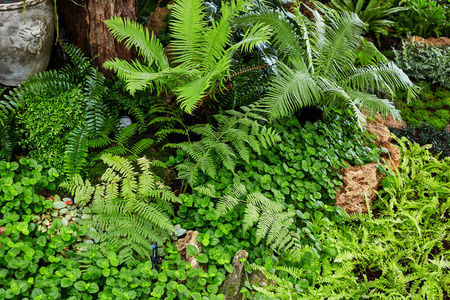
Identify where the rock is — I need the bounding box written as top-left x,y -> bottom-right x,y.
249,270 -> 275,289
176,231 -> 202,269
407,36 -> 450,48
59,208 -> 69,214
444,124 -> 450,133
145,0 -> 172,36
384,115 -> 406,129
53,201 -> 67,210
61,218 -> 69,227
335,163 -> 381,214
367,115 -> 401,170
382,144 -> 401,171
220,250 -> 249,300
367,115 -> 392,148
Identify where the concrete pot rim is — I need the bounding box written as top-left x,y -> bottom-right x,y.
0,0 -> 46,11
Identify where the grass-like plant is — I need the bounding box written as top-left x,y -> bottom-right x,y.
236,2 -> 419,127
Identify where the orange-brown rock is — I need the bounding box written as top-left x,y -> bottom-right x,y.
176,230 -> 202,269
335,116 -> 401,214
367,115 -> 401,170
145,1 -> 173,36
334,163 -> 381,214
444,124 -> 450,133
384,115 -> 406,129
407,36 -> 450,48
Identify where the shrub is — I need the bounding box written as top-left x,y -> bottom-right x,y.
15,89 -> 85,171
391,124 -> 450,158
394,81 -> 450,131
393,39 -> 450,89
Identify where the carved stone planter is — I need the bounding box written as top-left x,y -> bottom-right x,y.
0,0 -> 55,86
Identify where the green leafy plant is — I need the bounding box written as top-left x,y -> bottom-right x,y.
0,158 -> 57,225
174,102 -> 281,187
393,39 -> 450,89
103,0 -> 271,114
236,2 -> 419,127
328,0 -> 405,36
62,154 -> 179,266
393,0 -> 448,38
393,81 -> 450,131
391,124 -> 450,158
15,88 -> 86,171
245,136 -> 450,299
175,110 -> 379,275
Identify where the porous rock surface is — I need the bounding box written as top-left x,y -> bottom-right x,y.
407,36 -> 450,48
335,116 -> 400,213
220,250 -> 249,300
176,230 -> 202,269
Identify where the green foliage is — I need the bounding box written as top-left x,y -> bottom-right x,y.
391,124 -> 450,158
174,103 -> 281,187
236,2 -> 418,127
103,0 -> 271,113
1,44 -> 111,175
393,39 -> 450,89
0,158 -> 57,225
328,0 -> 405,36
62,154 -> 179,266
393,0 -> 449,38
175,110 -> 379,270
247,137 -> 450,299
393,81 -> 450,131
15,88 -> 86,171
0,222 -> 226,299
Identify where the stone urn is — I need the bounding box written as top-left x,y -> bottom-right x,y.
0,0 -> 55,86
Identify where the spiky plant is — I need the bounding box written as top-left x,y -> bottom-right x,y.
103,0 -> 271,114
236,1 -> 419,127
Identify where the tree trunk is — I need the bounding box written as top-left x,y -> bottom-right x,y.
58,0 -> 137,77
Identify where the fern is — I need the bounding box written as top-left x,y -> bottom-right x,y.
62,154 -> 179,266
176,102 -> 281,186
247,136 -> 450,299
64,127 -> 89,177
236,2 -> 419,127
104,0 -> 271,113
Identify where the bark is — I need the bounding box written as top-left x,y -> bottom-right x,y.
58,0 -> 137,77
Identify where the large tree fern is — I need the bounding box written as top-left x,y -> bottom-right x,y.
103,0 -> 271,114
236,2 -> 419,127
